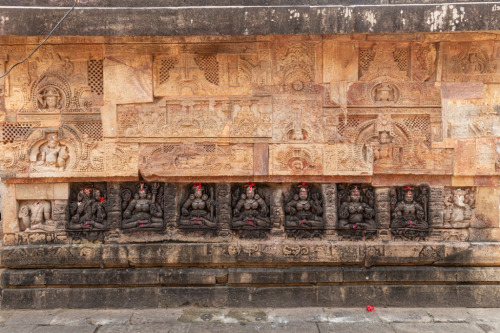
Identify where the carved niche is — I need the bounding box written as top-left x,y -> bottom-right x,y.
179,183 -> 217,229
68,183 -> 107,231
284,183 -> 324,238
18,200 -> 54,232
337,184 -> 377,240
443,187 -> 475,228
231,183 -> 271,236
26,126 -> 104,175
120,182 -> 165,231
333,114 -> 450,174
390,185 -> 430,240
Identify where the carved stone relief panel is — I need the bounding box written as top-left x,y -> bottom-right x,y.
331,113 -> 450,174
443,187 -> 475,228
323,143 -> 373,176
153,43 -> 262,97
179,183 -> 217,230
337,184 -> 377,240
68,183 -> 107,231
443,41 -> 500,82
18,200 -> 55,232
347,81 -> 440,107
358,43 -> 410,81
269,144 -> 323,175
4,45 -> 103,126
272,96 -> 324,143
230,97 -> 272,138
273,41 -> 319,90
231,183 -> 272,236
140,143 -> 253,177
390,185 -> 430,240
445,101 -> 499,138
284,183 -> 324,238
117,99 -> 230,139
411,43 -> 438,82
120,182 -> 165,231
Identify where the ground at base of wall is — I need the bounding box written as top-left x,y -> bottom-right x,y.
0,307 -> 498,333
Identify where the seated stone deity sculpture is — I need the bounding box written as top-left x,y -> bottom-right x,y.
35,134 -> 69,171
232,183 -> 270,229
338,186 -> 376,231
18,200 -> 55,232
122,183 -> 163,230
69,188 -> 106,230
179,183 -> 216,228
285,183 -> 323,229
391,186 -> 428,230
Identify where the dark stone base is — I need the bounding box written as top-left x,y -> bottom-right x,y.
2,266 -> 500,309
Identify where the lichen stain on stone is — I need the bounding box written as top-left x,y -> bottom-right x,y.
427,5 -> 448,32
449,6 -> 466,31
363,11 -> 377,32
343,8 -> 352,18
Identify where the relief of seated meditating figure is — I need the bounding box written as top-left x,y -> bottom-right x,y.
232,183 -> 270,229
179,183 -> 216,228
18,200 -> 55,232
338,186 -> 376,231
122,183 -> 163,230
391,186 -> 428,231
69,188 -> 106,230
285,183 -> 323,229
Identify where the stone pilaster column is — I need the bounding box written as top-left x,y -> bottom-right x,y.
215,183 -> 231,236
322,183 -> 337,234
164,183 -> 177,229
106,182 -> 121,229
429,186 -> 445,228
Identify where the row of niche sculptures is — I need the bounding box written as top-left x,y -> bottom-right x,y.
18,182 -> 474,237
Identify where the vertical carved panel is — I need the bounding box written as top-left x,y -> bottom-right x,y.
106,182 -> 121,229
337,184 -> 376,240
284,183 -> 323,238
164,183 -> 177,229
375,187 -> 391,229
321,183 -> 337,233
429,187 -> 444,228
216,183 -> 231,236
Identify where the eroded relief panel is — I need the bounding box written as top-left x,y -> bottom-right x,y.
443,41 -> 500,82
140,143 -> 253,177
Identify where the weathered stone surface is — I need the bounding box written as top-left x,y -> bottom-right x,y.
1,3 -> 500,36
103,55 -> 153,104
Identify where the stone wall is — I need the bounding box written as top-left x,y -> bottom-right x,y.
0,32 -> 499,308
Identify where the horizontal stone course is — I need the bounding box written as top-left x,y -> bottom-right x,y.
1,242 -> 499,268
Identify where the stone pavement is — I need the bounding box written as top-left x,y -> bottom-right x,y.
0,307 -> 498,333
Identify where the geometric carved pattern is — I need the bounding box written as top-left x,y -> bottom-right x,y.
359,48 -> 375,70
159,58 -> 179,84
194,55 -> 219,85
0,123 -> 35,143
88,60 -> 104,95
393,48 -> 409,71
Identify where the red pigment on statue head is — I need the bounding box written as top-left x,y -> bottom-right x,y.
99,197 -> 105,203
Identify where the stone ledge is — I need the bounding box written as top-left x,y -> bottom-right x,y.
3,266 -> 500,288
1,242 -> 499,268
2,284 -> 500,309
0,3 -> 499,36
